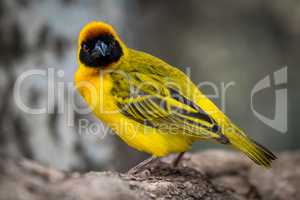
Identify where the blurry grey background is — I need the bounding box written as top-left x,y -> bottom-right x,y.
0,0 -> 298,172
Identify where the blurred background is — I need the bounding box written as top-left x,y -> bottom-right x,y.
0,0 -> 298,172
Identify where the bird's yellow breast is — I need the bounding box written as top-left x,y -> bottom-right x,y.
74,65 -> 193,156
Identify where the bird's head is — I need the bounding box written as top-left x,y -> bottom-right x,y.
78,21 -> 125,68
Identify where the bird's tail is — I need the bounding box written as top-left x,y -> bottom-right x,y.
227,131 -> 277,167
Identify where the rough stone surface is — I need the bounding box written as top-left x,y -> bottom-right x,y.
0,150 -> 299,200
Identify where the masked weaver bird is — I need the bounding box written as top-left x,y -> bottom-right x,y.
75,21 -> 276,173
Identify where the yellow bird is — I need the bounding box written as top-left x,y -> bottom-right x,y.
75,21 -> 276,172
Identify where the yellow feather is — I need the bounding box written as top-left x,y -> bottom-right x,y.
75,21 -> 276,166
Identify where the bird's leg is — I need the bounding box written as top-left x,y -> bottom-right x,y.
172,152 -> 185,167
127,156 -> 158,175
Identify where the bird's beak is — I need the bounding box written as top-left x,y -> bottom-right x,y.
91,41 -> 109,58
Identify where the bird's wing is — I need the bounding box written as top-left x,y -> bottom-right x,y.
110,70 -> 225,140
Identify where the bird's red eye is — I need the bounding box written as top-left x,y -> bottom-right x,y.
82,43 -> 89,52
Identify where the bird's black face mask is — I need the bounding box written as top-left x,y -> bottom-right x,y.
79,34 -> 123,68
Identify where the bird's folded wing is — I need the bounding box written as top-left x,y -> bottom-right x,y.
115,87 -> 222,138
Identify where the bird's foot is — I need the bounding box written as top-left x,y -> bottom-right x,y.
171,152 -> 185,168
127,156 -> 158,175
